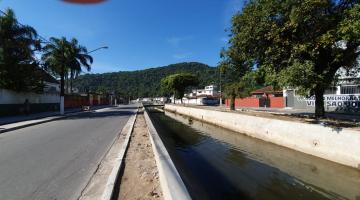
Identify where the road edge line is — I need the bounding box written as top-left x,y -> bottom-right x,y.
100,109 -> 138,200
143,107 -> 192,200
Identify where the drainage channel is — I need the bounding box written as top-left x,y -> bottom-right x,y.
147,108 -> 360,200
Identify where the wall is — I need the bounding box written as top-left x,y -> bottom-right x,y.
174,97 -> 219,105
0,89 -> 60,116
64,95 -> 89,108
226,97 -> 284,108
285,90 -> 360,113
225,97 -> 260,107
164,104 -> 360,169
269,97 -> 284,108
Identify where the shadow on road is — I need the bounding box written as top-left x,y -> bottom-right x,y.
111,106 -> 139,110
62,109 -> 136,121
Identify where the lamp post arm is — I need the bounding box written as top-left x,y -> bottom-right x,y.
87,46 -> 108,54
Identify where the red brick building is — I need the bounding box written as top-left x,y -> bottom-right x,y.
225,86 -> 284,108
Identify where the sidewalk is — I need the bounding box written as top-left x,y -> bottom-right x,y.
0,105 -> 111,133
0,108 -> 80,126
175,104 -> 360,131
0,105 -> 111,126
181,104 -> 360,122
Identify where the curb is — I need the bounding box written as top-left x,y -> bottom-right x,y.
143,108 -> 192,200
0,115 -> 66,134
0,107 -> 111,134
101,110 -> 137,200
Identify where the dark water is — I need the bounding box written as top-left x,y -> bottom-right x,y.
148,109 -> 360,200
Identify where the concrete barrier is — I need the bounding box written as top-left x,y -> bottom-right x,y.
79,108 -> 138,200
165,104 -> 360,170
144,109 -> 191,200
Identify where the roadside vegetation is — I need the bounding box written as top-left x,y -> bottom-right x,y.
0,8 -> 93,96
221,0 -> 360,117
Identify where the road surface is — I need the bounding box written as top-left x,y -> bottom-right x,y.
0,105 -> 137,200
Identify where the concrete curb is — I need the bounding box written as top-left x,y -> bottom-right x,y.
100,109 -> 137,200
0,107 -> 111,134
143,108 -> 192,200
0,115 -> 67,134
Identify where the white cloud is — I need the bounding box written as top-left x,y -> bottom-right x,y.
172,52 -> 192,60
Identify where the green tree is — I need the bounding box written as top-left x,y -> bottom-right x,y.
223,72 -> 259,110
227,0 -> 360,117
0,8 -> 44,92
160,73 -> 199,103
42,37 -> 92,114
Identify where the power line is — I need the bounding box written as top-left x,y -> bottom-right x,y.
0,9 -> 53,45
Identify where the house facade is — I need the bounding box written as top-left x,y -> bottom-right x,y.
0,70 -> 61,116
172,85 -> 220,105
284,68 -> 360,112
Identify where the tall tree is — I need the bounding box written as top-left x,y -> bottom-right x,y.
161,73 -> 199,103
67,38 -> 92,93
42,37 -> 92,114
227,0 -> 360,117
0,8 -> 44,92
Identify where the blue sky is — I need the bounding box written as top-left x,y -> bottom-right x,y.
0,0 -> 244,73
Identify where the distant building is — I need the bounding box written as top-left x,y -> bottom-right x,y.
172,85 -> 220,105
187,85 -> 219,98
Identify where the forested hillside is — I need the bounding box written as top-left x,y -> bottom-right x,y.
73,62 -> 218,98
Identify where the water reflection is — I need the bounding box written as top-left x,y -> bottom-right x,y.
148,109 -> 360,200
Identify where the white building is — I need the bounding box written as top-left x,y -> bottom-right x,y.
283,67 -> 360,112
171,85 -> 220,105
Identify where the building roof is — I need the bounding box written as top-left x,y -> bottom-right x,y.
34,67 -> 59,84
251,86 -> 282,94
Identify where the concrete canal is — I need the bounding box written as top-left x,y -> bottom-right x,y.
147,108 -> 360,200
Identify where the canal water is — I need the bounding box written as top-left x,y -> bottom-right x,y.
148,109 -> 360,200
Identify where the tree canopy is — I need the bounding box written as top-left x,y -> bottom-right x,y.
225,0 -> 360,117
0,8 -> 44,92
161,73 -> 199,101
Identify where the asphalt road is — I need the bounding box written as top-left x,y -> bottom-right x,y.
0,105 -> 138,200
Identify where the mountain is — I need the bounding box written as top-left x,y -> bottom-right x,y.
73,62 -> 219,98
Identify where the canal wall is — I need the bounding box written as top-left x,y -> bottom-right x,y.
164,104 -> 360,170
165,111 -> 360,200
143,108 -> 192,200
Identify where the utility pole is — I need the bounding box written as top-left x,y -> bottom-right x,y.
219,67 -> 222,107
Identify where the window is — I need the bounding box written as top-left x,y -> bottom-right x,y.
340,85 -> 360,94
324,87 -> 337,95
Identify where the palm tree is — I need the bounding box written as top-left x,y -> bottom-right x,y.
42,37 -> 92,114
68,38 -> 93,93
